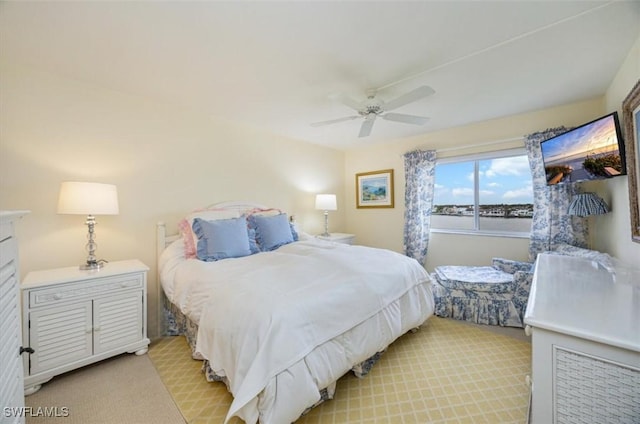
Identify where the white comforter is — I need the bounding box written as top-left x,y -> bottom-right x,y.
160,238 -> 434,423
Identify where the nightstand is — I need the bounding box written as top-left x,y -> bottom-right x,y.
316,233 -> 355,245
21,259 -> 150,395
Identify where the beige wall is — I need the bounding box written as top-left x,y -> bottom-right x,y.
0,65 -> 346,338
596,34 -> 640,265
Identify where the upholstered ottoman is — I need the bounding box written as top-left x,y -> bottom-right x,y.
432,260 -> 533,327
433,265 -> 515,293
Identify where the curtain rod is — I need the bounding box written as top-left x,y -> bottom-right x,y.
435,136 -> 524,153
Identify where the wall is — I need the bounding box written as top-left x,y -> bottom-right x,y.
596,33 -> 640,265
0,65 -> 346,339
344,98 -> 606,271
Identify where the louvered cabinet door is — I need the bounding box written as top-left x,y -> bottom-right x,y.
0,211 -> 28,424
0,276 -> 24,424
93,292 -> 143,355
28,302 -> 93,375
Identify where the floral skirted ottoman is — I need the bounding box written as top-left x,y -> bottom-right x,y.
431,258 -> 533,328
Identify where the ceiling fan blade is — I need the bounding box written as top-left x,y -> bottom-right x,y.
310,115 -> 359,127
382,113 -> 429,125
383,85 -> 435,111
358,117 -> 375,138
329,93 -> 362,111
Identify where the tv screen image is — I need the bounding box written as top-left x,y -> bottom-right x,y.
541,112 -> 626,185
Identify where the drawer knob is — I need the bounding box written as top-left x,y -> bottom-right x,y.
53,293 -> 62,300
524,325 -> 532,336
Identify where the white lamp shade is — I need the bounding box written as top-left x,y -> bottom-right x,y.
57,182 -> 119,215
315,194 -> 337,211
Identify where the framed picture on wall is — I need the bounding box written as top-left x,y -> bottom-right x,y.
356,169 -> 394,208
622,80 -> 640,243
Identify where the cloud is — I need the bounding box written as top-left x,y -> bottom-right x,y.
487,182 -> 501,187
503,185 -> 533,199
485,156 -> 530,178
452,187 -> 474,197
452,188 -> 494,197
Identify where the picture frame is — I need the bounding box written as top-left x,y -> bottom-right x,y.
622,79 -> 640,243
356,169 -> 394,208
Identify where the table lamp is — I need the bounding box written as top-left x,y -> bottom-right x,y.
315,194 -> 337,237
57,181 -> 119,270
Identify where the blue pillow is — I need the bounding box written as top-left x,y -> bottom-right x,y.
248,213 -> 295,251
192,217 -> 254,261
289,223 -> 299,242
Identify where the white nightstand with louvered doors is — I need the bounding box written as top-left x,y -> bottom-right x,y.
21,260 -> 150,395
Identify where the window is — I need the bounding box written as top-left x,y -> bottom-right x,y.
432,149 -> 533,236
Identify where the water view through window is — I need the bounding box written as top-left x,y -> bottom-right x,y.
432,154 -> 533,234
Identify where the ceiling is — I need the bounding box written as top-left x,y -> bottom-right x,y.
1,1 -> 639,150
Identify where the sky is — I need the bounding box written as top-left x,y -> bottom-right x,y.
434,155 -> 533,205
540,114 -> 620,164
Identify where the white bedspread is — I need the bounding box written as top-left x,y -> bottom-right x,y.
160,238 -> 434,423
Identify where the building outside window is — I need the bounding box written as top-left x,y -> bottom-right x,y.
432,149 -> 533,237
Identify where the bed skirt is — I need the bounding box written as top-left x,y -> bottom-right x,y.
162,296 -> 388,412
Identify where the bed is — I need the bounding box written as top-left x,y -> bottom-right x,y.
156,202 -> 435,423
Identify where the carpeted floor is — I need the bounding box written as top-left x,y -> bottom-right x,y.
24,352 -> 185,424
148,317 -> 532,423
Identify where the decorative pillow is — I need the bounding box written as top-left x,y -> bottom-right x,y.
248,213 -> 296,251
179,209 -> 240,258
192,216 -> 254,261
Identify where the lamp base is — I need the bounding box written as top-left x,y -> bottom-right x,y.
80,260 -> 104,271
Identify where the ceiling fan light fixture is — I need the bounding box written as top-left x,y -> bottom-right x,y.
311,85 -> 434,137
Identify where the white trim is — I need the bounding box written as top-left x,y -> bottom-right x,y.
436,136 -> 524,154
436,146 -> 526,164
430,228 -> 531,239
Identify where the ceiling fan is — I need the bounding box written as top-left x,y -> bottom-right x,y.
311,85 -> 435,138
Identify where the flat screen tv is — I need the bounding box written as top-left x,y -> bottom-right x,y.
541,112 -> 626,185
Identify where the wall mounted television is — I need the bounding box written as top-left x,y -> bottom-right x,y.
541,112 -> 626,185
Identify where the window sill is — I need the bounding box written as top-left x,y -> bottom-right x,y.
430,228 -> 531,239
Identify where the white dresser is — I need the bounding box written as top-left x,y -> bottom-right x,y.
524,254 -> 640,424
21,260 -> 150,395
0,211 -> 29,424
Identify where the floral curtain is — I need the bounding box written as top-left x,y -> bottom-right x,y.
403,149 -> 437,265
524,128 -> 588,261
